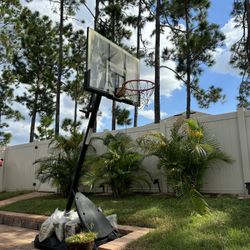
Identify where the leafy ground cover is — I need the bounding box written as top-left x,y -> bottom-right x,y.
1,194 -> 250,250
0,191 -> 31,201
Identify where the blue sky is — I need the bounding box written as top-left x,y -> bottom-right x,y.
5,0 -> 244,145
208,0 -> 233,24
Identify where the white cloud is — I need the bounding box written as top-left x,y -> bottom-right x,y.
131,20 -> 184,99
22,0 -> 94,31
211,48 -> 241,76
139,109 -> 167,120
211,18 -> 242,77
21,0 -> 60,23
97,97 -> 112,131
221,18 -> 243,48
4,119 -> 30,145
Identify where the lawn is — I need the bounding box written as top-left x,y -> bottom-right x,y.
1,194 -> 250,250
0,191 -> 31,201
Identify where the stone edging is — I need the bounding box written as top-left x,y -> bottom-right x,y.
0,211 -> 47,230
0,211 -> 153,250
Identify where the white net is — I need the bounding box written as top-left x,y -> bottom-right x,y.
116,79 -> 155,108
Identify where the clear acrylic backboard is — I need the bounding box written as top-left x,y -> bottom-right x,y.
85,28 -> 140,106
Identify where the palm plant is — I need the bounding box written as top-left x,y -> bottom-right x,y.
138,118 -> 233,214
83,132 -> 151,198
34,132 -> 93,197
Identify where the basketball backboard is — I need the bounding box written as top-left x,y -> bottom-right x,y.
85,28 -> 140,106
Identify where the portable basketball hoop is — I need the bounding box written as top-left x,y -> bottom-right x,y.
115,79 -> 155,108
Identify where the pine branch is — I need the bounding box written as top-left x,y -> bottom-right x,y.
160,65 -> 211,97
160,65 -> 187,84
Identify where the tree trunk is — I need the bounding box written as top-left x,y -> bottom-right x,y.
95,0 -> 100,30
0,110 -> 2,129
29,93 -> 38,142
154,0 -> 161,123
73,99 -> 77,133
246,0 -> 250,65
186,76 -> 191,119
55,0 -> 64,135
93,0 -> 100,133
112,101 -> 116,130
111,180 -> 120,199
111,0 -> 116,130
134,0 -> 142,127
185,0 -> 191,119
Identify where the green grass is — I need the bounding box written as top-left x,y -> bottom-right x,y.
0,191 -> 31,201
1,194 -> 250,249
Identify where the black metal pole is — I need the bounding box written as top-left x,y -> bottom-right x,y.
66,93 -> 102,212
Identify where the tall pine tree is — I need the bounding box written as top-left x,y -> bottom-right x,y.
230,0 -> 250,108
0,70 -> 23,145
161,0 -> 225,118
0,0 -> 25,145
125,0 -> 149,126
11,9 -> 58,142
49,0 -> 86,135
155,0 -> 161,123
64,29 -> 89,133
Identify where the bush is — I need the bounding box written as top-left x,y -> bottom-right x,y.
138,118 -> 233,214
34,132 -> 94,197
83,132 -> 151,198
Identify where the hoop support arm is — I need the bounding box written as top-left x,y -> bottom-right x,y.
66,93 -> 102,212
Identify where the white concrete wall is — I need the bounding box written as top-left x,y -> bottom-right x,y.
3,140 -> 56,192
0,147 -> 6,192
34,140 -> 57,192
91,123 -> 165,193
199,112 -> 245,194
1,108 -> 250,195
91,109 -> 250,195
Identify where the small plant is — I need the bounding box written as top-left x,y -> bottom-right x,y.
65,232 -> 97,250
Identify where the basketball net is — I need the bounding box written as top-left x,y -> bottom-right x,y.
115,79 -> 155,109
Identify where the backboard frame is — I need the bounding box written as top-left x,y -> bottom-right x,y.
84,27 -> 140,106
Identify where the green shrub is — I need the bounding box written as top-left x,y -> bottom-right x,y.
83,132 -> 151,198
34,132 -> 94,197
138,118 -> 233,214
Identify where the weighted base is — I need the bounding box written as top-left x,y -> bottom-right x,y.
75,192 -> 115,239
34,234 -> 67,250
34,193 -> 118,249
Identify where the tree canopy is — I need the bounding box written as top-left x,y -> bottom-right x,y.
230,0 -> 250,108
0,0 -> 247,145
161,0 -> 225,118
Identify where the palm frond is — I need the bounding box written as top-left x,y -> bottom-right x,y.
84,132 -> 151,197
190,188 -> 210,215
33,132 -> 88,197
